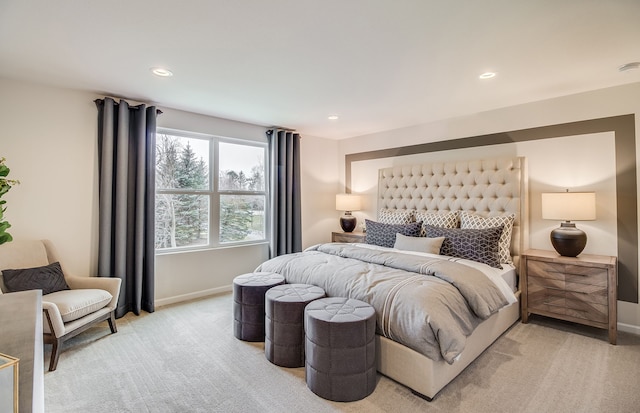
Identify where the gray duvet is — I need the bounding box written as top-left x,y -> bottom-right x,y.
256,243 -> 509,364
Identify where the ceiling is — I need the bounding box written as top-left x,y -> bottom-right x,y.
1,0 -> 639,140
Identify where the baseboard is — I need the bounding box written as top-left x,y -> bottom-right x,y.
618,321 -> 640,336
155,285 -> 232,307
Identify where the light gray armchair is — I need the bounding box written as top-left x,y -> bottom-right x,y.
0,240 -> 121,371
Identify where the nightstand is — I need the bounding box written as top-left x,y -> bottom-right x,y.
331,231 -> 366,243
521,249 -> 617,344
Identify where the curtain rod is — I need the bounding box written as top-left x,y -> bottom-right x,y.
94,97 -> 163,115
267,126 -> 297,132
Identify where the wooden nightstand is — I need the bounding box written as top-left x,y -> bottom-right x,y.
521,249 -> 617,344
331,231 -> 366,243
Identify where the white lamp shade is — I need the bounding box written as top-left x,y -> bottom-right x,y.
541,192 -> 596,221
336,194 -> 361,211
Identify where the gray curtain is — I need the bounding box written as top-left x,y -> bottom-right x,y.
95,97 -> 159,317
267,129 -> 302,258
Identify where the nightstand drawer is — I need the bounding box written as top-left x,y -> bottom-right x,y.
528,260 -> 607,286
564,287 -> 608,305
528,276 -> 608,304
527,261 -> 565,280
566,301 -> 609,324
528,283 -> 565,310
331,231 -> 366,243
527,274 -> 564,289
528,288 -> 608,323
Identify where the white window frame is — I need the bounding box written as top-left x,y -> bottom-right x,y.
155,128 -> 269,253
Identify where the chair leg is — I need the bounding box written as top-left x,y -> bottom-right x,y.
43,309 -> 118,371
107,311 -> 118,334
49,337 -> 62,372
43,308 -> 63,371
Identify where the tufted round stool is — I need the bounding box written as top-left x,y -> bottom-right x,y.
265,284 -> 326,367
304,297 -> 377,402
233,272 -> 285,342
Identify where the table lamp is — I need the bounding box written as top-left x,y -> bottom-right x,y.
541,191 -> 596,257
336,194 -> 361,233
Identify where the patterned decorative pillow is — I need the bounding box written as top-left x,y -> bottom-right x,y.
425,225 -> 503,268
378,209 -> 415,225
460,211 -> 515,264
2,261 -> 70,295
415,211 -> 459,236
394,233 -> 445,255
365,219 -> 422,248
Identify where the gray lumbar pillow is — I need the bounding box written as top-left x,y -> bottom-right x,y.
394,233 -> 445,255
2,261 -> 70,295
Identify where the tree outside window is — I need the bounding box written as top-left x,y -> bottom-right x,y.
155,131 -> 267,251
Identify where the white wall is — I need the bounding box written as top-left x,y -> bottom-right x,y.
0,78 -> 99,276
0,77 -> 338,306
337,81 -> 640,334
299,134 -> 340,247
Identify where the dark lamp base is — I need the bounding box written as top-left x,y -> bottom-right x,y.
550,222 -> 587,257
340,215 -> 357,233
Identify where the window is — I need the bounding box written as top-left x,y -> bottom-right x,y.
155,129 -> 267,251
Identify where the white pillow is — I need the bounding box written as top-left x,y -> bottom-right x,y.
394,233 -> 445,255
460,211 -> 515,264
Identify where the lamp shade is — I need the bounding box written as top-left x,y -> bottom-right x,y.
541,192 -> 596,221
335,194 -> 361,212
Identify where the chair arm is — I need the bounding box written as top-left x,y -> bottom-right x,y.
42,301 -> 66,336
65,276 -> 122,309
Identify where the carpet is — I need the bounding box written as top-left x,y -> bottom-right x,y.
44,292 -> 640,412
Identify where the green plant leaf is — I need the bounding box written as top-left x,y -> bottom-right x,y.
0,158 -> 18,245
0,232 -> 13,245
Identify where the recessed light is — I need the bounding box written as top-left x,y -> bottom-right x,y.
479,72 -> 496,79
328,115 -> 339,120
150,67 -> 173,77
618,62 -> 640,72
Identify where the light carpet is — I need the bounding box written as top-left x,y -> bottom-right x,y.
44,292 -> 640,413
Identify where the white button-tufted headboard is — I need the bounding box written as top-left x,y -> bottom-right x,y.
378,157 -> 528,268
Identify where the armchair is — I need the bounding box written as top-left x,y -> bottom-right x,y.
0,240 -> 121,371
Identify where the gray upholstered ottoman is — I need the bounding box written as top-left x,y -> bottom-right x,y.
265,284 -> 326,367
233,272 -> 285,342
304,297 -> 377,402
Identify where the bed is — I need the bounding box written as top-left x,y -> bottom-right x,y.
257,157 -> 528,400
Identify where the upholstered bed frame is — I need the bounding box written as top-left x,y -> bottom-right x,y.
373,157 -> 528,400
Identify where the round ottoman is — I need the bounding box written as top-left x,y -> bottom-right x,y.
265,284 -> 326,367
304,297 -> 377,402
233,272 -> 285,342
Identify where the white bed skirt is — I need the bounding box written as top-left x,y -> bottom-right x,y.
376,292 -> 521,400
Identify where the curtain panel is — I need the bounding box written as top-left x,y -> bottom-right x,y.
95,97 -> 159,317
267,129 -> 302,258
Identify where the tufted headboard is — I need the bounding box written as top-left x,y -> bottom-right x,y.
377,157 -> 528,269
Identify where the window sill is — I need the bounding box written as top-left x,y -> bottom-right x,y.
155,240 -> 269,256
